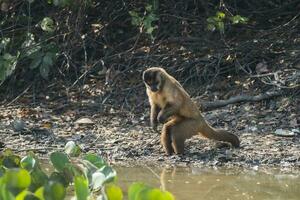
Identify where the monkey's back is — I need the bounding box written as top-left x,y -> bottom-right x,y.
167,76 -> 201,119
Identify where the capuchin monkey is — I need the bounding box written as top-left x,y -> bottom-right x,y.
142,67 -> 240,155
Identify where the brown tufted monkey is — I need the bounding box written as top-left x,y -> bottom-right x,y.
142,67 -> 240,155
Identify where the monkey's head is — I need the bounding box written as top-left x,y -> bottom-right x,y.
142,67 -> 166,92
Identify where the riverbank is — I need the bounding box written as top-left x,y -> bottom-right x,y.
1,95 -> 299,169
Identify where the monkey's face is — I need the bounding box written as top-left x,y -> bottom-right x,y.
142,69 -> 163,92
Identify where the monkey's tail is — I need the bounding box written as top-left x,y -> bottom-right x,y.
198,120 -> 240,147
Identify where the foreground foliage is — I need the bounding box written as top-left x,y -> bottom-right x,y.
0,142 -> 174,200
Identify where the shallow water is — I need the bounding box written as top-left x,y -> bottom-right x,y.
115,165 -> 300,200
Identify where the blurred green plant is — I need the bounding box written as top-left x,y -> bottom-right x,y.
0,15 -> 58,83
129,0 -> 159,40
207,11 -> 248,34
0,142 -> 174,200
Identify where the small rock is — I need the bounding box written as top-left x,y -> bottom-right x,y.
0,141 -> 5,149
274,129 -> 296,137
12,119 -> 26,132
75,117 -> 95,125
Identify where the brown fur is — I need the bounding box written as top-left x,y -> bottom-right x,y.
143,67 -> 240,155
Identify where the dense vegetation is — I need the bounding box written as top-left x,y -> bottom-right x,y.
0,142 -> 174,200
0,0 -> 299,101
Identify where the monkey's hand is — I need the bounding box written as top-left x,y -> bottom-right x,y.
157,103 -> 179,123
157,112 -> 168,124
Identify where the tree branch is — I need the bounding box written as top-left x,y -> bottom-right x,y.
195,91 -> 284,111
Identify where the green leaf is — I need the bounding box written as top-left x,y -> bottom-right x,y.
64,141 -> 81,157
91,166 -> 116,190
2,52 -> 18,77
230,15 -> 248,24
34,187 -> 45,200
146,27 -> 155,34
139,188 -> 175,200
40,17 -> 55,32
91,171 -> 106,190
29,57 -> 42,69
128,183 -> 174,200
207,23 -> 216,31
43,53 -> 53,66
83,154 -> 106,169
106,184 -> 123,200
49,172 -> 69,187
217,21 -> 224,33
44,181 -> 66,200
5,169 -> 31,189
230,16 -> 239,24
99,166 -> 117,183
30,168 -> 49,190
145,5 -> 152,12
0,37 -> 10,52
50,152 -> 70,172
216,11 -> 225,19
20,155 -> 36,171
74,176 -> 89,200
39,64 -> 49,79
15,190 -> 39,200
21,33 -> 40,57
239,16 -> 249,23
0,179 -> 15,200
128,183 -> 148,200
129,11 -> 139,17
206,17 -> 215,23
0,149 -> 21,168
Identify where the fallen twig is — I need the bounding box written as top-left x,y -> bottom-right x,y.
196,90 -> 284,111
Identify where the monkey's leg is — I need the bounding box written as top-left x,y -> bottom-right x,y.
169,119 -> 199,154
161,120 -> 178,155
150,104 -> 160,131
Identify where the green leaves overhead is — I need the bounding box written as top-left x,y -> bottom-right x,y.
29,51 -> 56,80
129,1 -> 159,39
207,11 -> 248,34
0,30 -> 57,82
0,52 -> 19,81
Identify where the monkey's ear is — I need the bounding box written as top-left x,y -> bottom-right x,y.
142,70 -> 150,82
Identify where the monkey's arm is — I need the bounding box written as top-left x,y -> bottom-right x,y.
150,103 -> 160,131
157,103 -> 181,123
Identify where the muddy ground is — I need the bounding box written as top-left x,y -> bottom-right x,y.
0,84 -> 299,170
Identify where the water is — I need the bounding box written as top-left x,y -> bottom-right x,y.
115,165 -> 300,200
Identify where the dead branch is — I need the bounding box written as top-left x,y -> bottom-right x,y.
196,90 -> 283,111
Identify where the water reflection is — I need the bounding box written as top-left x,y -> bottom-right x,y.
115,165 -> 300,200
